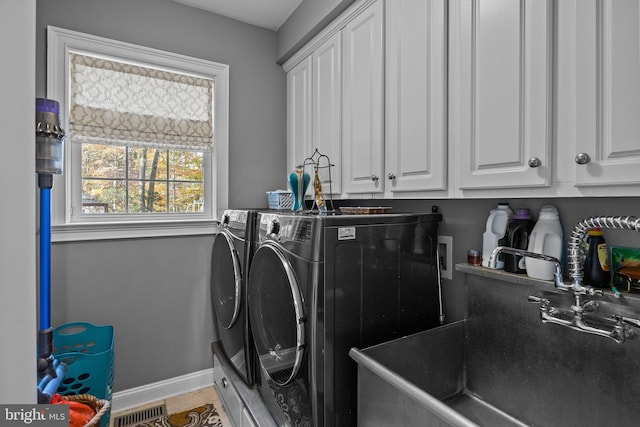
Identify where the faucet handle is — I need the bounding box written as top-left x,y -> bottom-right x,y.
571,283 -> 604,296
587,287 -> 604,297
610,315 -> 639,342
582,300 -> 599,312
528,295 -> 559,316
528,295 -> 548,305
612,315 -> 640,329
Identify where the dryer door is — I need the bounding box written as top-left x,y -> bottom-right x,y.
211,230 -> 243,330
248,242 -> 305,386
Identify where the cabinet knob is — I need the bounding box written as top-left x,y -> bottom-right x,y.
221,377 -> 228,388
371,174 -> 379,182
388,173 -> 396,180
575,153 -> 591,165
528,157 -> 542,168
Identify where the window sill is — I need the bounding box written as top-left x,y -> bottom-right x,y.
51,219 -> 219,242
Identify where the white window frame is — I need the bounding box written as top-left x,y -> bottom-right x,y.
47,26 -> 228,241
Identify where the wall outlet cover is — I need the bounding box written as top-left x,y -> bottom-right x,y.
438,235 -> 453,280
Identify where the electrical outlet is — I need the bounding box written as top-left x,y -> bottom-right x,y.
438,235 -> 453,280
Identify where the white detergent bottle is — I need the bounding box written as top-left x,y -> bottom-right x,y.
482,203 -> 513,268
526,205 -> 563,280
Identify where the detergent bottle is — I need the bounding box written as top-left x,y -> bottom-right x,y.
526,206 -> 563,281
481,203 -> 513,268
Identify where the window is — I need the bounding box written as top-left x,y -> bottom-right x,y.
47,26 -> 228,241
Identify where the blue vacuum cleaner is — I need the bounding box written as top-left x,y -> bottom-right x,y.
35,98 -> 66,404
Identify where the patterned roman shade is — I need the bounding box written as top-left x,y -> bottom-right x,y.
69,52 -> 213,152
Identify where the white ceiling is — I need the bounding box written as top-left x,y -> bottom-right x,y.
173,0 -> 304,31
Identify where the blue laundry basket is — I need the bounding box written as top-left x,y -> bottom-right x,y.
53,322 -> 114,427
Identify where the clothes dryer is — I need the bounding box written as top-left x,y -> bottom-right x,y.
247,211 -> 442,426
211,209 -> 259,386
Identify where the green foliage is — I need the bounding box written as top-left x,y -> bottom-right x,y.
81,144 -> 204,214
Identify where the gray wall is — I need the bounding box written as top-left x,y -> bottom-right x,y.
0,0 -> 37,404
276,0 -> 355,63
36,0 -> 286,392
50,237 -> 214,388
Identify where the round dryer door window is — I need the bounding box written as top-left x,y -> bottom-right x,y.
248,242 -> 305,386
211,230 -> 242,330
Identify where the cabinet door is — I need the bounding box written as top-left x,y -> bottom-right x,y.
574,0 -> 640,186
287,57 -> 313,173
312,32 -> 342,194
451,0 -> 553,190
342,0 -> 384,194
385,0 -> 447,193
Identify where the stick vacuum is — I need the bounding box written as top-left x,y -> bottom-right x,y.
35,98 -> 66,403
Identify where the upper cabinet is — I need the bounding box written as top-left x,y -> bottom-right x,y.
341,0 -> 384,194
385,0 -> 448,194
450,0 -> 553,191
286,57 -> 312,176
287,35 -> 342,195
572,0 -> 640,187
285,0 -> 640,200
284,0 -> 382,197
312,32 -> 343,194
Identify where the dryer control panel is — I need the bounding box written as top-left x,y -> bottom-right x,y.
260,214 -> 315,243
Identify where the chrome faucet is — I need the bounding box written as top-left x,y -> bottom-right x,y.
487,246 -> 566,289
527,295 -> 637,343
566,216 -> 640,286
489,214 -> 640,344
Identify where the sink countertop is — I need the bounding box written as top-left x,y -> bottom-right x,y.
456,262 -> 640,305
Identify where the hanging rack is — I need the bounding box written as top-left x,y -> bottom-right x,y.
300,148 -> 336,213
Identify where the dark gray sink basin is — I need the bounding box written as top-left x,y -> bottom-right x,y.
350,269 -> 640,427
350,320 -> 525,427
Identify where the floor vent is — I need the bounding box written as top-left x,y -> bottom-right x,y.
112,404 -> 167,427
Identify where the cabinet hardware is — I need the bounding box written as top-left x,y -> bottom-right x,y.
575,153 -> 591,165
528,157 -> 542,168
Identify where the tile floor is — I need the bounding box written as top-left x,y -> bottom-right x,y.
109,386 -> 231,426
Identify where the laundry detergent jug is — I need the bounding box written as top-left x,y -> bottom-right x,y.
482,203 -> 513,268
526,205 -> 563,280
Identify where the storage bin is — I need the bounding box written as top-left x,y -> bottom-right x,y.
53,322 -> 114,427
55,394 -> 111,427
266,191 -> 294,210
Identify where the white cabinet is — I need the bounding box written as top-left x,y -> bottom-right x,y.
286,57 -> 312,174
450,0 -> 553,191
312,32 -> 342,194
385,0 -> 448,194
285,0 -> 381,197
342,0 -> 384,194
286,33 -> 342,196
572,0 -> 640,187
287,0 -> 640,199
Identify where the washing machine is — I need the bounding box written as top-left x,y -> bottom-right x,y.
247,211 -> 442,426
211,209 -> 259,387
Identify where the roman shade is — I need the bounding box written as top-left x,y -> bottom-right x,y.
69,52 -> 213,152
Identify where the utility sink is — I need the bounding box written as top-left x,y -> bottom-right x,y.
350,320 -> 525,427
350,268 -> 640,427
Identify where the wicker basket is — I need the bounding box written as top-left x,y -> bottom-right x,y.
60,394 -> 111,427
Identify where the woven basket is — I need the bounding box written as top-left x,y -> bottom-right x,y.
60,394 -> 111,427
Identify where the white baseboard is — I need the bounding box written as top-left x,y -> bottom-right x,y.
111,368 -> 218,413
